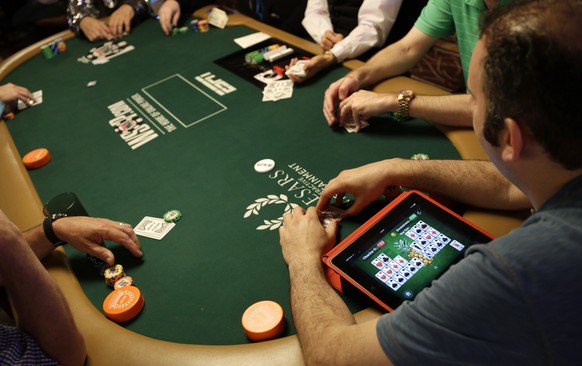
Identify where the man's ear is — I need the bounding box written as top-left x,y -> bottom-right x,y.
500,117 -> 524,162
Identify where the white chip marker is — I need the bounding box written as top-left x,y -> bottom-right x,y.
254,159 -> 275,173
87,80 -> 97,87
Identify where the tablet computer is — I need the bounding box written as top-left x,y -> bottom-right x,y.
322,190 -> 494,312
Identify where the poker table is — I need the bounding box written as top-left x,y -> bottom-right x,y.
0,7 -> 526,365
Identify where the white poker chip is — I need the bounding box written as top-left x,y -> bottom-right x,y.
254,159 -> 275,173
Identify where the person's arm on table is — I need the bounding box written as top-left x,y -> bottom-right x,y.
317,159 -> 531,217
291,0 -> 402,84
279,207 -> 391,366
323,27 -> 438,125
337,92 -> 473,130
21,216 -> 142,266
0,210 -> 86,366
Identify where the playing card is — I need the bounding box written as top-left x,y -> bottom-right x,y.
17,90 -> 43,110
262,79 -> 294,101
134,216 -> 175,240
344,119 -> 369,133
254,69 -> 282,84
285,60 -> 309,78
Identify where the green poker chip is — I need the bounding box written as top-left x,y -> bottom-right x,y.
411,153 -> 429,160
163,209 -> 182,223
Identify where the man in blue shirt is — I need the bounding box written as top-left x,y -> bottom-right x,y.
279,1 -> 582,364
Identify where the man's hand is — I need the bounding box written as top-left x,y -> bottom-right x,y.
323,76 -> 361,126
109,4 -> 135,38
0,83 -> 34,105
320,30 -> 343,50
317,160 -> 405,216
279,207 -> 339,268
286,54 -> 336,83
337,90 -> 398,131
79,16 -> 113,42
53,216 -> 142,265
158,0 -> 181,35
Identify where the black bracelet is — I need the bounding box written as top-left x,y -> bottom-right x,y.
43,214 -> 67,248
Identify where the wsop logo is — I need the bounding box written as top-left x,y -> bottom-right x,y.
107,100 -> 158,150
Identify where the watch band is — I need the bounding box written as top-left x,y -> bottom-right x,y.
397,90 -> 415,120
43,214 -> 68,248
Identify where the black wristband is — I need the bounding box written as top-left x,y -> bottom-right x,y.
43,214 -> 67,248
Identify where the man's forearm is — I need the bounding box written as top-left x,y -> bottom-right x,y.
410,94 -> 473,127
0,227 -> 85,365
288,260 -> 356,364
389,159 -> 531,210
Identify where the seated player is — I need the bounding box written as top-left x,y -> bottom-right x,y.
0,209 -> 142,364
157,0 -> 217,35
286,0 -> 403,83
279,1 -> 582,364
66,0 -> 151,41
322,0 -> 512,132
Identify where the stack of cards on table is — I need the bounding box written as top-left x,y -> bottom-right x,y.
134,216 -> 175,240
17,90 -> 42,110
344,119 -> 369,133
285,60 -> 309,78
263,80 -> 294,102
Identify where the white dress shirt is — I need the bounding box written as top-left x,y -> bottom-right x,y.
302,0 -> 403,62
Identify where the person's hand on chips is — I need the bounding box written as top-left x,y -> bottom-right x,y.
317,160 -> 402,217
108,4 -> 135,38
279,207 -> 339,268
158,0 -> 181,36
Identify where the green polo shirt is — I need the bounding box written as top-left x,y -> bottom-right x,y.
414,0 -> 512,83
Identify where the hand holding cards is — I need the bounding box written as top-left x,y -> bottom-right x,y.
285,60 -> 309,78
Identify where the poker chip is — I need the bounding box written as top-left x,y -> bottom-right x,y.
242,300 -> 286,342
104,264 -> 126,287
114,276 -> 134,289
254,159 -> 275,173
103,286 -> 144,322
163,209 -> 182,223
411,153 -> 429,160
22,148 -> 51,169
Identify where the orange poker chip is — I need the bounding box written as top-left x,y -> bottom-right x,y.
103,286 -> 144,323
22,148 -> 51,169
241,300 -> 286,342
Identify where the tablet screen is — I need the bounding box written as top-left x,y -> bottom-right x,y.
326,191 -> 494,311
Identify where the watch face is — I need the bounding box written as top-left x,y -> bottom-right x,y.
400,90 -> 414,98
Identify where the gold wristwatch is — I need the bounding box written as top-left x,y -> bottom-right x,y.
397,89 -> 415,119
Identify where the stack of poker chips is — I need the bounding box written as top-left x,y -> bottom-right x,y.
104,264 -> 126,287
171,26 -> 189,36
244,44 -> 281,64
41,38 -> 67,60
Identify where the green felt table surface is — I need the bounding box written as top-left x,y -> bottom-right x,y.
5,19 -> 460,345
